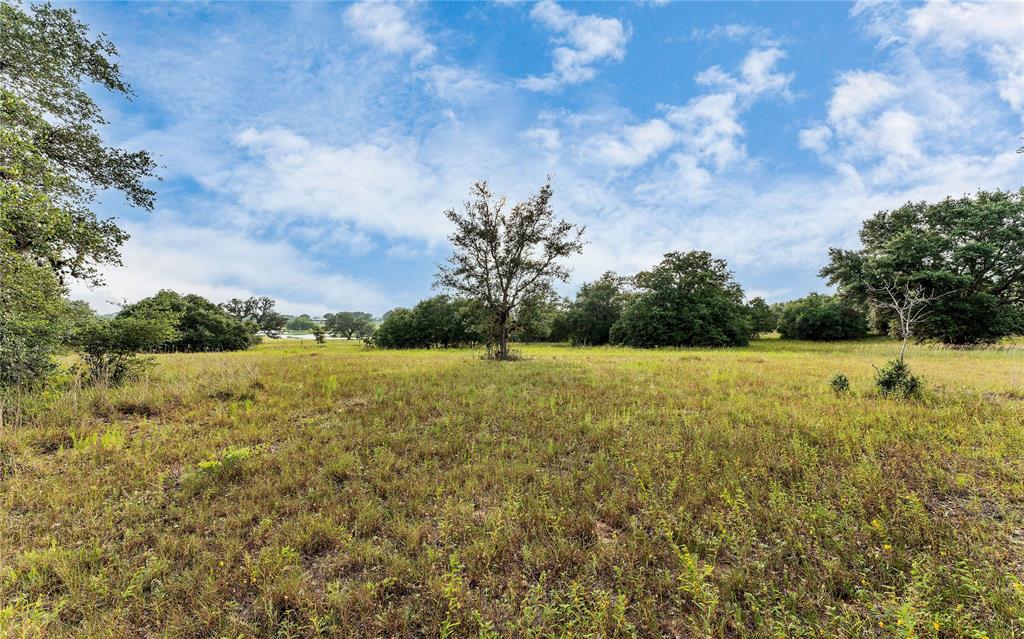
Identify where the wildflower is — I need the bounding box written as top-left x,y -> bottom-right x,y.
883,544 -> 892,551
879,621 -> 885,628
933,622 -> 940,630
871,518 -> 882,529
218,560 -> 224,567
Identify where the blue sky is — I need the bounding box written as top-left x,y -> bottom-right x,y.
66,0 -> 1024,315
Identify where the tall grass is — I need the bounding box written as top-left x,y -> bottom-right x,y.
1,338 -> 1022,637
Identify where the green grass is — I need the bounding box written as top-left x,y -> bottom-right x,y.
1,338 -> 1022,637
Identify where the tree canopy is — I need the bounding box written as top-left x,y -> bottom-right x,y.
776,294 -> 868,341
564,272 -> 624,345
1,2 -> 157,284
118,291 -> 256,352
324,311 -> 375,339
1,2 -> 156,388
221,296 -> 287,334
285,314 -> 318,332
370,296 -> 486,349
821,189 -> 1024,344
610,251 -> 751,348
436,180 -> 584,359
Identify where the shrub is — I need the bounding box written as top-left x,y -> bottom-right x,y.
777,294 -> 867,341
76,316 -> 178,385
829,373 -> 850,393
874,359 -> 921,398
0,254 -> 68,388
184,445 -> 259,492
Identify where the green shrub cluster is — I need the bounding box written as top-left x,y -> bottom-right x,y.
777,294 -> 867,341
370,296 -> 488,349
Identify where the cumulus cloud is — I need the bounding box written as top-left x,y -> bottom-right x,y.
696,47 -> 794,99
799,0 -> 1019,182
582,119 -> 676,168
231,127 -> 451,241
345,1 -> 436,61
520,0 -> 629,91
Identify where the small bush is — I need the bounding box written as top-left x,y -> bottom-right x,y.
75,316 -> 177,386
874,359 -> 922,398
829,374 -> 850,393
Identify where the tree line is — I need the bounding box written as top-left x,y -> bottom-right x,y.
368,183 -> 1022,357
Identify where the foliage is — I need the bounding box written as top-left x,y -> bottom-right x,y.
610,251 -> 751,348
436,180 -> 584,359
220,296 -> 287,334
821,189 -> 1024,344
0,252 -> 69,388
513,288 -> 569,343
745,297 -> 777,336
0,2 -> 157,285
323,311 -> 375,339
776,293 -> 868,341
285,314 -> 318,332
75,315 -> 177,385
370,297 -> 487,349
1,339 -> 1021,636
828,373 -> 850,393
311,326 -> 326,345
874,358 -> 922,398
118,290 -> 256,352
563,272 -> 624,345
0,2 -> 158,388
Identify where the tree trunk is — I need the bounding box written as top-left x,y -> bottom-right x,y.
498,322 -> 509,360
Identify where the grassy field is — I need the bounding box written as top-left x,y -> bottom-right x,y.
1,338 -> 1022,638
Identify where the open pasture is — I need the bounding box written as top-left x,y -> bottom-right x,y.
2,339 -> 1023,637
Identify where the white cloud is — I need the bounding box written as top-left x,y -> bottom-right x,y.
665,93 -> 746,170
69,221 -> 394,315
520,127 -> 562,153
232,127 -> 451,241
905,0 -> 1024,113
827,70 -> 899,124
696,47 -> 794,99
345,1 -> 436,61
417,64 -> 500,102
582,119 -> 675,168
520,0 -> 629,91
798,125 -> 832,154
800,0 -> 1019,181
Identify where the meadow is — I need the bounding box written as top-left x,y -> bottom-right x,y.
1,338 -> 1022,638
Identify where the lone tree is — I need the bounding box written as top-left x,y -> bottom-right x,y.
866,280 -> 949,361
436,180 -> 584,360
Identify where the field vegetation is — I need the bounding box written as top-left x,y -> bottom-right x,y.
2,338 -> 1022,637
